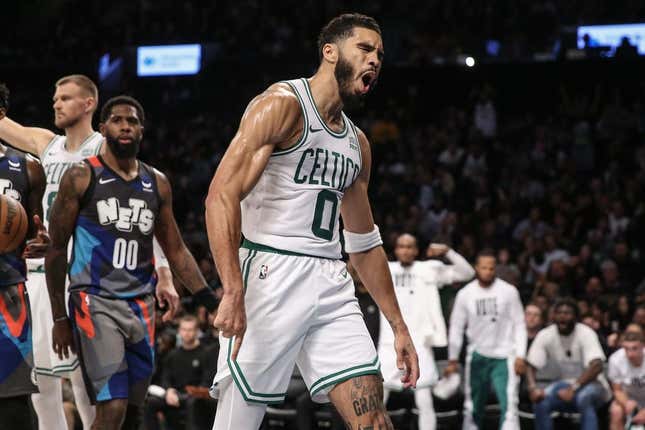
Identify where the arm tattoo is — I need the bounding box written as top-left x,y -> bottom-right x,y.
45,163 -> 88,318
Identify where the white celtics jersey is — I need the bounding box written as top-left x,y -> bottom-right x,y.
241,78 -> 362,259
379,261 -> 447,347
41,132 -> 103,227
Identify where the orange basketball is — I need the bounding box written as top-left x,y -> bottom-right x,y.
0,194 -> 28,253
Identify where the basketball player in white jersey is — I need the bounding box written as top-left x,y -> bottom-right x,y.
380,234 -> 474,430
0,76 -> 178,430
206,13 -> 419,430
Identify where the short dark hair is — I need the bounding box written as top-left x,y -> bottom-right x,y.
0,83 -> 9,111
554,297 -> 579,318
100,95 -> 145,125
475,248 -> 496,264
317,13 -> 381,61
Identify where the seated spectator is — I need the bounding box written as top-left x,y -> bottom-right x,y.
608,331 -> 645,430
526,298 -> 611,430
145,315 -> 214,430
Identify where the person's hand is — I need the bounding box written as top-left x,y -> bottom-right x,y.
22,215 -> 50,258
443,360 -> 459,377
426,244 -> 449,258
52,318 -> 75,360
213,290 -> 246,360
514,358 -> 526,375
155,268 -> 179,322
529,387 -> 545,403
393,324 -> 419,388
557,385 -> 575,403
165,388 -> 180,407
633,408 -> 645,424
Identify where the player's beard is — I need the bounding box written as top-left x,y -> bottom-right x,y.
334,52 -> 366,111
477,275 -> 495,287
105,134 -> 140,159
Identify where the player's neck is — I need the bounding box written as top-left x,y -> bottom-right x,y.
64,121 -> 94,152
308,73 -> 344,125
102,151 -> 138,179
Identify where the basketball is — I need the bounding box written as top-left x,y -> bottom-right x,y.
0,194 -> 28,253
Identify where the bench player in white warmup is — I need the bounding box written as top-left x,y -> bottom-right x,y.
445,249 -> 526,430
206,13 -> 419,430
379,234 -> 474,430
0,75 -> 178,430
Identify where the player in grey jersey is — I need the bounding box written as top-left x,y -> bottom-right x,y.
0,76 -> 178,430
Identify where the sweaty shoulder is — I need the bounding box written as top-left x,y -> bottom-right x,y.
244,83 -> 303,150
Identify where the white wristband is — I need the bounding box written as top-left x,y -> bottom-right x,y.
343,225 -> 383,253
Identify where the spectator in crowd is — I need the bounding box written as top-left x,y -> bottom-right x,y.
608,330 -> 645,430
525,303 -> 544,349
144,315 -> 214,430
526,298 -> 611,430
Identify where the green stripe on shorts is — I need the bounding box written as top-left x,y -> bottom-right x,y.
310,357 -> 381,398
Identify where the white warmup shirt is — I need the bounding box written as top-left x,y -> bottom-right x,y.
448,278 -> 527,360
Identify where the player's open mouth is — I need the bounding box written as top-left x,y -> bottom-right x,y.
359,71 -> 376,94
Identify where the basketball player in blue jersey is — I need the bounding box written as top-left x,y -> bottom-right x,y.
45,95 -> 218,430
0,77 -> 177,430
0,83 -> 50,428
206,14 -> 419,429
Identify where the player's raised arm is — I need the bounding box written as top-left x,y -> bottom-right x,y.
45,162 -> 91,359
340,127 -> 419,388
204,83 -> 302,355
0,83 -> 55,157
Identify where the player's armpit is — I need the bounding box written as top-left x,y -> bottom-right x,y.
153,169 -> 208,294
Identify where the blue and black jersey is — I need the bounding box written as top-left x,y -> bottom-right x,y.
0,147 -> 30,287
69,156 -> 160,298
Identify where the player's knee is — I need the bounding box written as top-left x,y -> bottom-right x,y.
609,401 -> 624,420
97,399 -> 128,424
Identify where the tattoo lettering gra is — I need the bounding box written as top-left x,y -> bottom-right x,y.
351,377 -> 382,417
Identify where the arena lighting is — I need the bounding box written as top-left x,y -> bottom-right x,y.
465,56 -> 476,67
137,44 -> 202,77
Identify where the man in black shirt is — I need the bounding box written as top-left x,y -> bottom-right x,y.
145,315 -> 214,429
